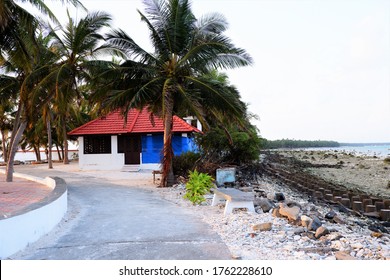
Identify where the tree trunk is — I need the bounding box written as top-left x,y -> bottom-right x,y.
62,120 -> 69,164
161,93 -> 175,188
6,121 -> 27,182
33,145 -> 41,161
7,102 -> 22,160
55,143 -> 62,161
1,131 -> 8,162
47,118 -> 53,169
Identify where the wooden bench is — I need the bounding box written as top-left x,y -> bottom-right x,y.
211,188 -> 255,215
152,170 -> 162,184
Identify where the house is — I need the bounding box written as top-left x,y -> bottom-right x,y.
68,108 -> 200,170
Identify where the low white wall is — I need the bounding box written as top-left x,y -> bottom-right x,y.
0,173 -> 67,259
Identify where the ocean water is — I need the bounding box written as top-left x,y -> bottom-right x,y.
303,144 -> 390,158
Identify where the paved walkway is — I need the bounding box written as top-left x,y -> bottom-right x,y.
5,163 -> 231,260
0,173 -> 52,217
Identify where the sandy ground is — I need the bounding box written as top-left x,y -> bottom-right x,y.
277,150 -> 390,199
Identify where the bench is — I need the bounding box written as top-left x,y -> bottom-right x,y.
152,170 -> 162,184
211,188 -> 255,215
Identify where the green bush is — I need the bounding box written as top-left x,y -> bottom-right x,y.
173,151 -> 200,177
384,157 -> 390,164
195,127 -> 261,165
184,170 -> 214,205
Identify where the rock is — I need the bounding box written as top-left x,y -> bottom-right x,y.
252,222 -> 272,232
254,198 -> 275,213
351,242 -> 364,250
315,226 -> 329,239
272,207 -> 282,218
327,232 -> 342,241
294,235 -> 301,241
293,227 -> 307,235
279,205 -> 300,221
274,192 -> 285,202
325,210 -> 337,220
231,255 -> 242,260
301,215 -> 312,228
356,249 -> 364,258
302,231 -> 316,240
308,216 -> 322,231
286,201 -> 302,209
333,216 -> 346,224
335,251 -> 357,260
371,232 -> 383,238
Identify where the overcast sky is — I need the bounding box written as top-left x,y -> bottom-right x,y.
39,0 -> 390,143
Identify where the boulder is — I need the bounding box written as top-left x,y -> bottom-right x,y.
272,207 -> 282,218
308,216 -> 322,231
325,210 -> 337,220
315,226 -> 329,239
252,222 -> 273,232
279,205 -> 300,221
274,192 -> 285,202
334,251 -> 357,260
301,215 -> 313,228
254,198 -> 275,213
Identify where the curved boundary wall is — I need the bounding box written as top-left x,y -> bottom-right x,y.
0,171 -> 67,259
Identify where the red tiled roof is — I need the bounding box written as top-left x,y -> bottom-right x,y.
68,108 -> 200,136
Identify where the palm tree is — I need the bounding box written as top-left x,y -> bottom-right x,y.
93,0 -> 253,187
0,0 -> 84,181
34,11 -> 114,164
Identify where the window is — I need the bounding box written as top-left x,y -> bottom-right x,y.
84,135 -> 111,154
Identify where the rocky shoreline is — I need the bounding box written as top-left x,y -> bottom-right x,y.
154,151 -> 390,260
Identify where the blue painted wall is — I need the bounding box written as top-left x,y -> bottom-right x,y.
141,133 -> 197,164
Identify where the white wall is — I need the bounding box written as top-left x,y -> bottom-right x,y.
78,135 -> 124,170
0,175 -> 67,259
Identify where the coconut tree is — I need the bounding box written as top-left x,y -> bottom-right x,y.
0,0 -> 84,181
34,11 -> 114,164
93,0 -> 252,187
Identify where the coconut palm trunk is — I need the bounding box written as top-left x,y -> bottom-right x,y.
2,131 -> 8,162
62,120 -> 69,164
6,120 -> 27,182
47,117 -> 53,169
161,92 -> 175,187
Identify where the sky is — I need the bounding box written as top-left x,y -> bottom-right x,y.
29,0 -> 390,143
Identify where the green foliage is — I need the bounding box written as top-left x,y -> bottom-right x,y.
262,139 -> 340,149
173,151 -> 201,177
184,170 -> 214,205
196,126 -> 261,165
384,157 -> 390,164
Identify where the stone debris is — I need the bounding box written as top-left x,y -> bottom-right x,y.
252,222 -> 272,231
335,251 -> 357,260
315,226 -> 329,239
153,176 -> 390,260
279,205 -> 300,221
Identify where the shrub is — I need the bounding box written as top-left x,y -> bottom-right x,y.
173,152 -> 200,177
384,157 -> 390,164
184,170 -> 214,205
195,127 -> 261,165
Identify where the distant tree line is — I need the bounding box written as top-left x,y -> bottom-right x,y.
261,139 -> 340,149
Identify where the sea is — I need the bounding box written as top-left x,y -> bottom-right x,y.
301,144 -> 390,158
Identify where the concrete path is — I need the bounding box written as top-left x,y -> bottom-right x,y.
8,163 -> 231,260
